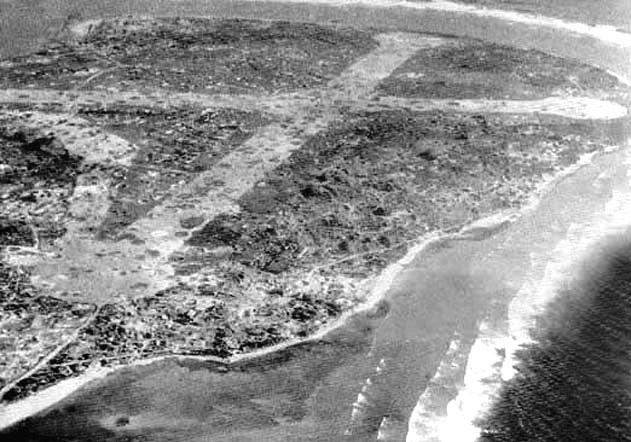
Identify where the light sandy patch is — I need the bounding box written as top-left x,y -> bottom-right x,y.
128,117 -> 331,256
15,117 -> 332,305
0,88 -> 310,117
372,96 -> 629,120
68,19 -> 103,38
329,33 -> 446,99
3,90 -> 626,122
1,111 -> 139,271
0,112 -> 159,302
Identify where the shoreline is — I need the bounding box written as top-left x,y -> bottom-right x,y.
221,0 -> 631,47
0,11 -> 628,435
405,137 -> 631,442
0,142 -> 619,431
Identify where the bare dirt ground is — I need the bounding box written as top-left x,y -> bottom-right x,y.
0,16 -> 628,407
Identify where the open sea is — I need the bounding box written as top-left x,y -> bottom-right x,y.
480,241 -> 631,441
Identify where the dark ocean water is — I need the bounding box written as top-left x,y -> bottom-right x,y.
480,241 -> 631,442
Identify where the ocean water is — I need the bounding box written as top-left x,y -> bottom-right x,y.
455,0 -> 631,32
479,240 -> 631,441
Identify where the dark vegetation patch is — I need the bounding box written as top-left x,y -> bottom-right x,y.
75,106 -> 268,237
0,218 -> 34,247
377,39 -> 628,100
0,128 -> 83,244
189,110 -> 617,279
0,18 -> 377,93
0,42 -> 115,90
0,262 -> 33,306
0,129 -> 80,187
